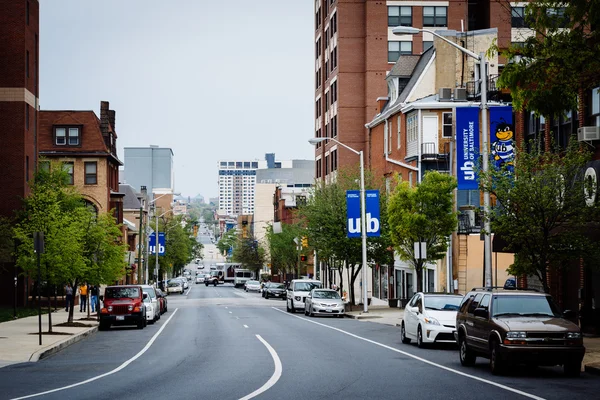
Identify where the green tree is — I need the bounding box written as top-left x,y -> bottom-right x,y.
232,237 -> 265,278
387,171 -> 457,293
494,0 -> 600,116
217,228 -> 237,258
265,223 -> 304,278
149,216 -> 202,278
480,139 -> 600,293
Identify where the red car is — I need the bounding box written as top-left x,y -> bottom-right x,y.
155,288 -> 168,314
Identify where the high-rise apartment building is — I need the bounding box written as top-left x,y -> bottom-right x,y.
314,0 -> 514,180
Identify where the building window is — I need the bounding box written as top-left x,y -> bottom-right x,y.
315,6 -> 321,29
85,162 -> 98,185
325,60 -> 329,79
407,113 -> 418,142
331,81 -> 337,104
54,126 -> 80,146
511,7 -> 526,28
443,112 -> 453,137
26,50 -> 29,78
331,46 -> 337,70
39,160 -> 50,173
26,105 -> 29,131
423,41 -> 433,51
332,115 -> 337,137
396,116 -> 402,149
331,149 -> 338,171
316,98 -> 322,118
388,41 -> 412,62
547,8 -> 569,29
316,159 -> 322,178
27,1 -> 30,25
26,156 -> 29,182
388,119 -> 393,153
324,28 -> 329,49
331,12 -> 337,34
63,162 -> 74,185
388,6 -> 412,27
316,37 -> 321,59
423,6 -> 447,27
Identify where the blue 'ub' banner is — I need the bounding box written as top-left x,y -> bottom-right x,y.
489,106 -> 514,173
456,107 -> 480,190
365,190 -> 381,237
149,232 -> 166,255
346,190 -> 360,238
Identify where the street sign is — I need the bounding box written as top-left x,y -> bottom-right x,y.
346,190 -> 381,238
149,232 -> 166,255
456,107 -> 480,190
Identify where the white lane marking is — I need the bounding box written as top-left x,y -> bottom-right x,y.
225,307 -> 228,309
229,311 -> 232,314
272,307 -> 545,400
11,308 -> 180,400
238,335 -> 282,400
243,324 -> 249,328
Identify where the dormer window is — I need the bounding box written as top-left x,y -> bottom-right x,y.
54,126 -> 81,146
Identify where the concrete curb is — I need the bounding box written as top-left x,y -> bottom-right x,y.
29,326 -> 98,362
345,314 -> 383,320
584,363 -> 600,376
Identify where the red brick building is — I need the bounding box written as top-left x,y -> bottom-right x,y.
0,0 -> 39,306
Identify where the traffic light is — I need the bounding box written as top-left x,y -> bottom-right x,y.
193,225 -> 198,237
300,255 -> 307,262
301,236 -> 308,248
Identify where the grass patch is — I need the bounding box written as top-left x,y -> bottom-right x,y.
0,307 -> 50,323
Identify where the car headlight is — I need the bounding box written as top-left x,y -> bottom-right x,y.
566,332 -> 582,339
506,331 -> 527,339
423,317 -> 440,326
320,303 -> 328,307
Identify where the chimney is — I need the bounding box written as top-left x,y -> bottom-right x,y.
376,97 -> 389,113
108,110 -> 116,131
100,101 -> 110,138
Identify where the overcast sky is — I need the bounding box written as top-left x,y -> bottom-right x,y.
40,0 -> 314,199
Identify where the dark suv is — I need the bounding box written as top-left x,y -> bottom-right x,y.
455,287 -> 585,376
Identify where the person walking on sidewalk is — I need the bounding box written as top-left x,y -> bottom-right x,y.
90,285 -> 99,313
79,283 -> 88,312
65,284 -> 73,312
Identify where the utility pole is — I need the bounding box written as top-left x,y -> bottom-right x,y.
137,206 -> 143,284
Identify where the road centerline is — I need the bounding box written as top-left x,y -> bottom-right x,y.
272,307 -> 545,400
238,334 -> 282,400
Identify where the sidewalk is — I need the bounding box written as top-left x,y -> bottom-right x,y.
0,307 -> 98,368
345,305 -> 600,374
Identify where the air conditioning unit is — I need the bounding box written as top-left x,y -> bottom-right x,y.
578,126 -> 600,142
454,87 -> 467,101
439,88 -> 452,101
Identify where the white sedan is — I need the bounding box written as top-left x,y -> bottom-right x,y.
245,280 -> 262,292
304,289 -> 345,317
400,293 -> 463,348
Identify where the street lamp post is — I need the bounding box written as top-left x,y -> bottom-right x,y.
309,137 -> 369,313
392,26 -> 492,288
147,192 -> 180,285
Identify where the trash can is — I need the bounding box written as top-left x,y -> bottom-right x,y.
388,298 -> 398,308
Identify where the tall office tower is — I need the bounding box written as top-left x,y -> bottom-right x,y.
217,159 -> 262,217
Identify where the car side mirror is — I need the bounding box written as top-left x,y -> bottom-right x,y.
307,294 -> 312,298
474,308 -> 489,319
408,306 -> 419,314
143,293 -> 149,299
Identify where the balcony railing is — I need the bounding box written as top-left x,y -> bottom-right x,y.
465,74 -> 500,100
421,141 -> 450,160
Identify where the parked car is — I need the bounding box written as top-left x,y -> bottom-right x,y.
167,280 -> 184,295
140,285 -> 160,323
176,277 -> 189,289
286,279 -> 323,313
99,285 -> 147,330
245,280 -> 261,292
400,292 -> 463,348
304,289 -> 345,317
155,288 -> 168,314
263,283 -> 286,300
195,275 -> 204,284
455,287 -> 586,376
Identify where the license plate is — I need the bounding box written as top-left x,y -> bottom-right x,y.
116,315 -> 124,321
326,308 -> 332,312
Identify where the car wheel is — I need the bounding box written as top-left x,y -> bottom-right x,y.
286,300 -> 291,313
304,307 -> 309,316
417,325 -> 425,348
205,282 -> 209,286
564,361 -> 581,377
265,293 -> 269,299
401,322 -> 411,344
490,339 -> 505,375
309,306 -> 315,317
459,334 -> 476,366
214,281 -> 217,287
99,321 -> 110,331
137,319 -> 144,329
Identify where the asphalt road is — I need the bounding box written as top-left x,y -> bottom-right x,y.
1,281 -> 599,400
